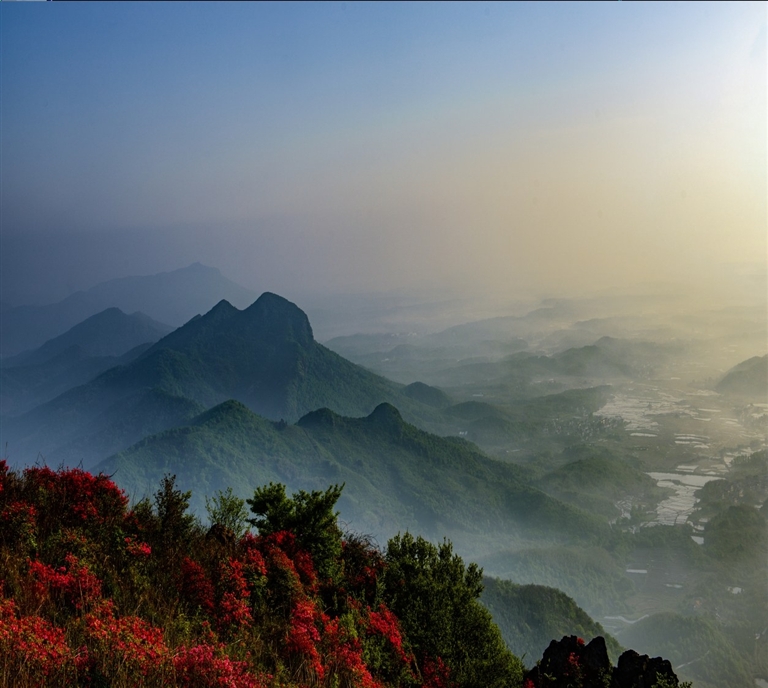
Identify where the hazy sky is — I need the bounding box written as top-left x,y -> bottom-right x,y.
1,2 -> 765,306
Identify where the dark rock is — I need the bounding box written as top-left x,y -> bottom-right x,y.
612,650 -> 679,688
524,635 -> 611,687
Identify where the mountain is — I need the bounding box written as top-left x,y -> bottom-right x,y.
439,386 -> 613,455
3,308 -> 172,367
402,381 -> 453,408
97,400 -> 608,552
0,293 -> 433,468
425,301 -> 579,348
534,445 -> 665,520
0,263 -> 255,357
480,577 -> 622,666
716,354 -> 768,399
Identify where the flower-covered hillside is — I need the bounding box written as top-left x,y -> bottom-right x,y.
0,462 -> 686,688
0,463 -> 521,688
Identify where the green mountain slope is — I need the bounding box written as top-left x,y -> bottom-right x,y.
0,346 -> 144,417
0,309 -> 171,416
480,577 -> 622,666
98,400 -> 608,552
480,545 -> 634,617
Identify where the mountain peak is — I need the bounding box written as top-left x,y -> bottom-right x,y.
366,402 -> 404,428
297,407 -> 343,429
243,293 -> 314,345
208,299 -> 237,316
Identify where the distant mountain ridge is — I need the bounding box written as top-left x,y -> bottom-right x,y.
3,308 -> 172,367
0,263 -> 256,357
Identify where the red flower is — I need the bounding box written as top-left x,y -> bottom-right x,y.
84,601 -> 169,677
0,596 -> 78,680
286,599 -> 324,680
422,656 -> 453,688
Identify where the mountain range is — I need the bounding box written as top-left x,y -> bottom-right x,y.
0,292 -> 439,468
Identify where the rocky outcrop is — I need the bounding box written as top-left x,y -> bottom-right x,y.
523,635 -> 681,688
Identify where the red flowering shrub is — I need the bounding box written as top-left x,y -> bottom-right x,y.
125,536 -> 152,559
340,537 -> 386,604
323,615 -> 383,688
240,535 -> 268,577
217,559 -> 252,632
286,598 -> 324,681
180,557 -> 216,616
566,650 -> 583,682
367,604 -> 408,665
259,536 -> 304,609
0,597 -> 79,685
22,467 -> 128,531
173,643 -> 269,688
421,656 -> 453,688
27,554 -> 102,611
84,600 -> 170,681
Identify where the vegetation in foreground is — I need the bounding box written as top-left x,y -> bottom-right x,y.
0,462 -> 686,687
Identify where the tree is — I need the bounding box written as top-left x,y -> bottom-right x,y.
205,487 -> 249,539
154,474 -> 197,553
383,533 -> 524,688
247,482 -> 343,580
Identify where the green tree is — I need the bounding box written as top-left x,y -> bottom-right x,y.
247,482 -> 343,580
154,474 -> 197,553
383,532 -> 524,688
205,487 -> 249,539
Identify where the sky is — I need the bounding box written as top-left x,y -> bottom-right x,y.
1,2 -> 766,308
